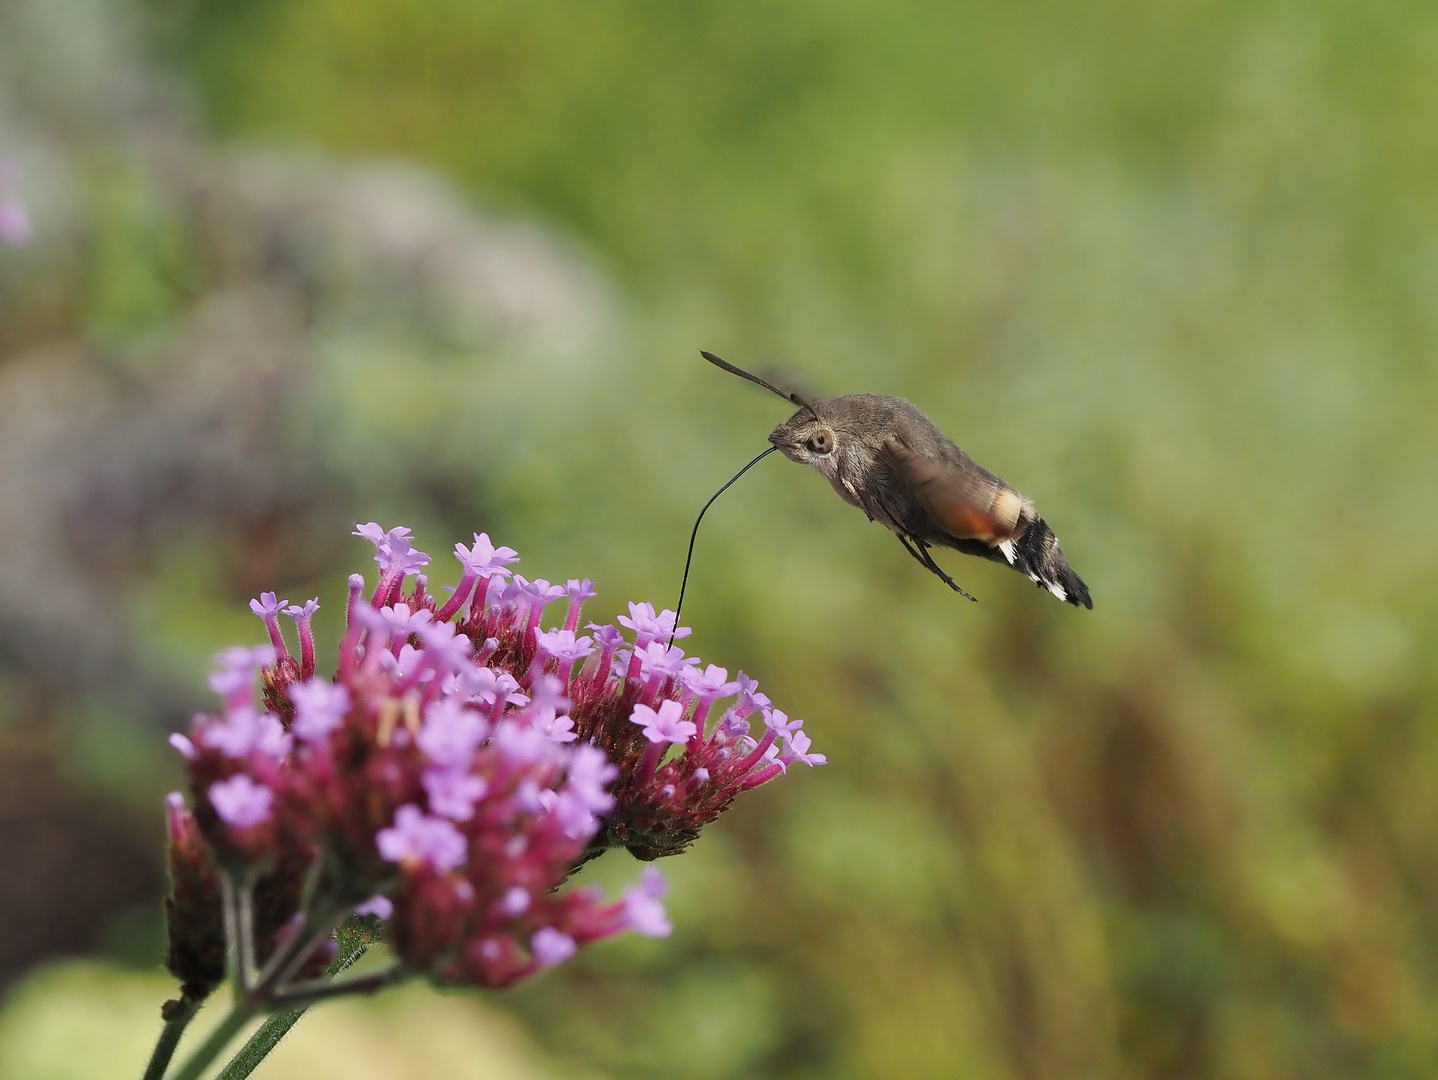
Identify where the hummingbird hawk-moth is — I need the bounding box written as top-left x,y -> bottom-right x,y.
692,350 -> 1092,611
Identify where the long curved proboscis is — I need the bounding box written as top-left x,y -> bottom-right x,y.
700,350 -> 815,414
669,444 -> 779,649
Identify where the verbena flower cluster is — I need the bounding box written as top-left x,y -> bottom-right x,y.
164,525 -> 823,996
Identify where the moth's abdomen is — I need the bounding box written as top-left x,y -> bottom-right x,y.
997,518 -> 1092,609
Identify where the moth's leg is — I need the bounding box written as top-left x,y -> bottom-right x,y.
906,537 -> 978,603
842,478 -> 875,522
896,533 -> 930,572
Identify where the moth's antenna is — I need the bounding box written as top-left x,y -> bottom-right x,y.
669,445 -> 779,649
701,350 -> 815,415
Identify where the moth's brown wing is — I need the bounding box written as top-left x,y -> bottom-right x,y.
880,439 -> 1026,544
881,439 -> 1092,608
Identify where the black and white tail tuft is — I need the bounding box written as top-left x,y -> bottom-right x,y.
996,518 -> 1092,609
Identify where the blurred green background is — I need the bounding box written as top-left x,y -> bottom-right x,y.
2,0 -> 1437,1076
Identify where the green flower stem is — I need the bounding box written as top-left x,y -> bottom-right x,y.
247,903 -> 346,997
162,909 -> 370,1080
212,1006 -> 304,1080
140,992 -> 204,1080
267,965 -> 408,1010
220,874 -> 245,995
214,917 -> 385,1080
165,1000 -> 257,1080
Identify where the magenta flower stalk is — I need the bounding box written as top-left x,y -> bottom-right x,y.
283,599 -> 320,679
150,524 -> 824,1080
248,592 -> 290,659
563,578 -> 597,631
436,533 -> 519,622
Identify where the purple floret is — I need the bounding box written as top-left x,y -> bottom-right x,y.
780,729 -> 827,768
454,533 -> 520,578
416,622 -> 474,673
545,788 -> 602,841
629,700 -> 697,745
376,804 -> 468,871
617,602 -> 690,645
249,592 -> 287,619
354,523 -> 431,571
763,709 -> 804,737
284,598 -> 320,622
681,663 -> 739,702
635,642 -> 698,681
531,927 -> 577,968
422,767 -> 489,821
379,602 -> 432,638
587,623 -> 624,651
417,698 -> 489,768
207,645 -> 276,703
201,707 -> 267,758
355,895 -> 393,920
289,679 -> 352,741
209,774 -> 274,828
497,887 -> 530,918
568,744 -> 618,813
534,629 -> 596,664
623,867 -> 672,937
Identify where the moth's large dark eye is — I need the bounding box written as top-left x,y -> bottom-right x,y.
807,430 -> 833,454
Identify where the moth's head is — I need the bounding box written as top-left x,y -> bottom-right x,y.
768,404 -> 841,474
